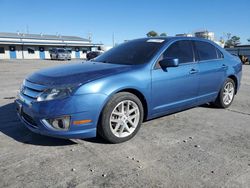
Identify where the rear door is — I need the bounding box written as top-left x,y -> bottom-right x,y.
151,40 -> 199,116
194,41 -> 226,104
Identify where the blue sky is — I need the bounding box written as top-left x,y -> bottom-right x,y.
0,0 -> 249,46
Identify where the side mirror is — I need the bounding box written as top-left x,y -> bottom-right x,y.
159,58 -> 179,68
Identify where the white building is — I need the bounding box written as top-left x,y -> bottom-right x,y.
0,32 -> 101,59
194,31 -> 215,41
194,31 -> 225,47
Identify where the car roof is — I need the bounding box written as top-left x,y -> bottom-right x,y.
133,37 -> 222,50
138,36 -> 215,42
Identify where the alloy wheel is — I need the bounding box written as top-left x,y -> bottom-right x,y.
222,82 -> 234,105
109,100 -> 140,138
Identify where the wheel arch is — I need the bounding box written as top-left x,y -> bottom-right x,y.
96,87 -> 149,141
115,88 -> 148,121
228,75 -> 238,94
99,87 -> 149,122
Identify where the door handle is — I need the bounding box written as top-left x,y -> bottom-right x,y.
189,68 -> 198,74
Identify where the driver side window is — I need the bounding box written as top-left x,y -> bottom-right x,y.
163,40 -> 194,64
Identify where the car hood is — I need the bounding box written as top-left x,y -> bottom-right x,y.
26,61 -> 133,86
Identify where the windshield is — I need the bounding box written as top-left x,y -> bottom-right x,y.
58,49 -> 66,53
95,39 -> 167,65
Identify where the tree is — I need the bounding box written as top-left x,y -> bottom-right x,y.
225,33 -> 231,40
219,37 -> 225,44
231,36 -> 241,46
225,35 -> 241,47
146,31 -> 158,37
160,33 -> 167,37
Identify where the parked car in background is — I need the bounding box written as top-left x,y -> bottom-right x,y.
16,37 -> 242,143
50,48 -> 71,60
239,55 -> 249,64
225,46 -> 250,65
86,51 -> 103,60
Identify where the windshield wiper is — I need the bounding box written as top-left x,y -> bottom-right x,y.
97,60 -> 111,63
90,59 -> 113,64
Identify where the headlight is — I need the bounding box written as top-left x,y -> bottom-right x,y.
19,80 -> 25,93
37,87 -> 75,102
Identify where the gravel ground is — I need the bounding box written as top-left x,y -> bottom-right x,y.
0,59 -> 249,188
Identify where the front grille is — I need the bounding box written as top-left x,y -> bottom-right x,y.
22,111 -> 38,128
21,80 -> 46,100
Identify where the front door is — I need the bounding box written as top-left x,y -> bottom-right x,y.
9,46 -> 16,59
151,40 -> 199,116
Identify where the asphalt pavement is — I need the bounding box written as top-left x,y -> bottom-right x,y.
0,59 -> 249,188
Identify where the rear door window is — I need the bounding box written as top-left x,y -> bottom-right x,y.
215,48 -> 224,59
194,41 -> 217,61
163,40 -> 194,64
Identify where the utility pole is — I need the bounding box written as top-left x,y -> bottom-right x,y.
26,25 -> 29,34
87,32 -> 92,42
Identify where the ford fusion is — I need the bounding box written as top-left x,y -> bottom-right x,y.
15,37 -> 242,143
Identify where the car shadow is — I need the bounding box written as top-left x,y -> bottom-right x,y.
0,102 -> 216,146
144,103 -> 217,123
0,102 -> 76,146
199,103 -> 217,108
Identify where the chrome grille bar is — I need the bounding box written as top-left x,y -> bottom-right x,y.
21,80 -> 47,100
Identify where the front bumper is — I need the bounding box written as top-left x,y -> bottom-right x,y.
15,93 -> 107,139
57,56 -> 68,60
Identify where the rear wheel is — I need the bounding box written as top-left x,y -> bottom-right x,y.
214,78 -> 235,108
98,92 -> 144,143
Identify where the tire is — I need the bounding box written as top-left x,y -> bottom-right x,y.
214,78 -> 235,108
98,92 -> 144,143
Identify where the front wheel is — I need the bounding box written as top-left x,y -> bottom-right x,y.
98,92 -> 144,143
214,78 -> 235,108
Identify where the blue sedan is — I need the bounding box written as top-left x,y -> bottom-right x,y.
15,37 -> 242,143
